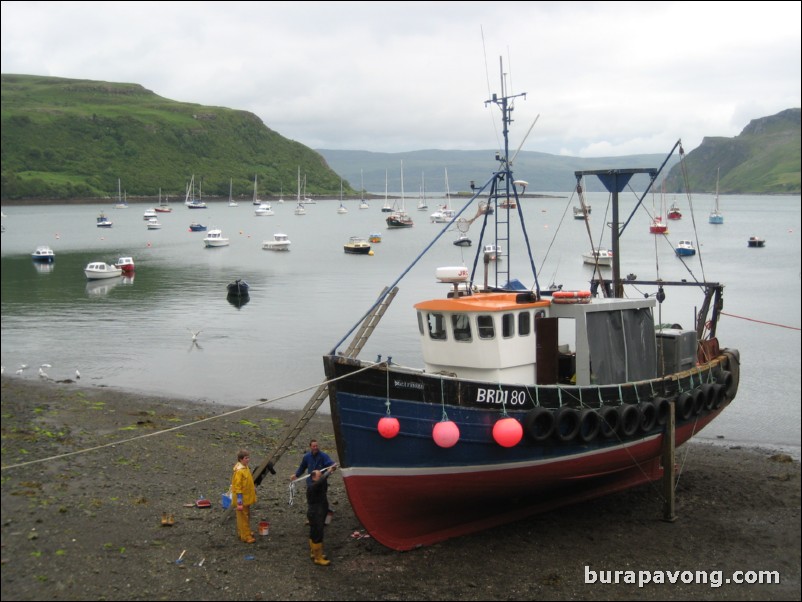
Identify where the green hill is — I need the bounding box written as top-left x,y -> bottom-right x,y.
662,108 -> 800,194
0,74 -> 350,200
3,74 -> 797,200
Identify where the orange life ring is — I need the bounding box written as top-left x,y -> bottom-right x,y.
551,290 -> 592,304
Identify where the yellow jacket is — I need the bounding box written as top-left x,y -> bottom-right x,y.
231,462 -> 256,506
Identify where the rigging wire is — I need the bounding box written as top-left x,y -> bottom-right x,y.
1,361 -> 386,471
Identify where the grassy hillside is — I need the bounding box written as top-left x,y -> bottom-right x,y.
0,74 -> 350,200
662,109 -> 800,194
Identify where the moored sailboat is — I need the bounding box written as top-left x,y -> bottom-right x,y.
709,168 -> 724,224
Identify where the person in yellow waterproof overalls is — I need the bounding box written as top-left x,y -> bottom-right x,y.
231,449 -> 256,543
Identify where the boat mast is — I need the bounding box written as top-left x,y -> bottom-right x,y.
482,57 -> 533,290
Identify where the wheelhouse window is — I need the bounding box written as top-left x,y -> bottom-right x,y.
427,312 -> 447,340
477,315 -> 495,339
452,314 -> 472,342
417,311 -> 424,335
502,313 -> 515,338
518,311 -> 531,336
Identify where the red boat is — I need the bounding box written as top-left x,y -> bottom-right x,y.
667,201 -> 682,220
649,216 -> 668,233
114,256 -> 135,273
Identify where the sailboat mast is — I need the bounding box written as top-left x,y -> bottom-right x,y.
400,160 -> 405,211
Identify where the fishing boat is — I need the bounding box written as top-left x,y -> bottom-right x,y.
226,279 -> 249,297
114,257 -> 135,273
368,232 -> 382,243
321,65 -> 740,552
747,236 -> 765,248
649,216 -> 667,234
573,205 -> 589,220
667,198 -> 682,220
709,168 -> 723,224
84,262 -> 122,280
203,228 -> 229,248
188,222 -> 207,232
31,246 -> 55,263
674,240 -> 696,257
96,211 -> 113,228
255,202 -> 274,216
262,233 -> 291,251
482,243 -> 503,261
581,248 -> 613,266
343,236 -> 372,255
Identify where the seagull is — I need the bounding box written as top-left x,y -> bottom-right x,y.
19,364 -> 28,370
38,367 -> 48,379
16,368 -> 24,375
187,329 -> 201,342
75,370 -> 81,379
41,363 -> 52,368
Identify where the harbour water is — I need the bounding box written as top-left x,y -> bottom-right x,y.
2,192 -> 800,456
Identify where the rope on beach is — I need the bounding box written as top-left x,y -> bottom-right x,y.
1,363 -> 385,471
288,464 -> 338,506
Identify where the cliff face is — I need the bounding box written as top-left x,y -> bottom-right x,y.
662,108 -> 801,194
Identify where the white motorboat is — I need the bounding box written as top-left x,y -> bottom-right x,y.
31,246 -> 55,263
582,248 -> 613,267
203,228 -> 230,247
146,217 -> 161,229
254,203 -> 274,216
84,262 -> 123,280
262,233 -> 292,251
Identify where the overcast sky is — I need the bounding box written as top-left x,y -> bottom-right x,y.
2,1 -> 800,157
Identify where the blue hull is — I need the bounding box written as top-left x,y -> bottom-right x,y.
323,351 -> 739,550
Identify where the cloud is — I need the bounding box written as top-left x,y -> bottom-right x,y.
2,1 -> 799,156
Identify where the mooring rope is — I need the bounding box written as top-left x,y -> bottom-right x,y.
288,463 -> 338,506
1,362 -> 385,471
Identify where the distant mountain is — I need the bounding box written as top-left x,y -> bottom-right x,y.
316,148 -> 680,196
0,74 -> 348,200
3,74 -> 796,200
661,109 -> 800,194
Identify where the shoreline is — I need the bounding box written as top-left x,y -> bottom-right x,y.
1,376 -> 800,601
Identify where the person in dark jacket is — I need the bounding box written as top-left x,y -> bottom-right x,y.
306,467 -> 335,565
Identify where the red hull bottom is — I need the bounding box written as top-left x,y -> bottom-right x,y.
341,415 -> 718,550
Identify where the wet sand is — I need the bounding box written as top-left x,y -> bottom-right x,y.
1,376 -> 799,601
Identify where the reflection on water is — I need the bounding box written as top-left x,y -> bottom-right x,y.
85,278 -> 120,296
33,262 -> 55,274
227,293 -> 250,309
1,194 -> 800,455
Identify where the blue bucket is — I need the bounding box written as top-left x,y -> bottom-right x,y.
221,492 -> 231,509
